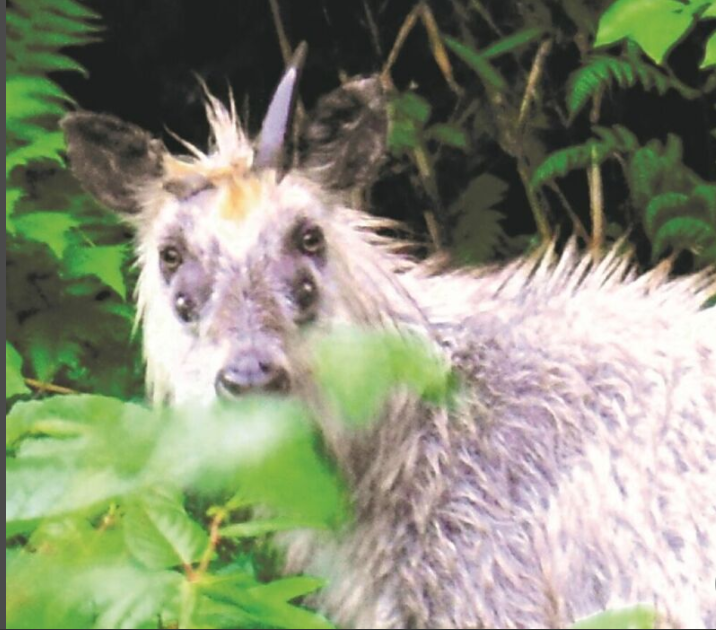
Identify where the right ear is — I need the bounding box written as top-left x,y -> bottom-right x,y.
60,112 -> 166,214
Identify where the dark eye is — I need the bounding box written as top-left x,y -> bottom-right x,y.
295,275 -> 318,311
160,246 -> 183,275
298,225 -> 325,256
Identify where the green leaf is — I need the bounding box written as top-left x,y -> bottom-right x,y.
6,76 -> 73,123
64,244 -> 129,299
572,604 -> 656,629
595,0 -> 697,65
219,517 -> 326,539
477,28 -> 542,59
702,32 -> 716,68
652,216 -> 715,258
426,123 -> 469,149
6,131 -> 67,175
443,35 -> 507,90
449,174 -> 508,264
13,212 -> 81,259
16,51 -> 89,76
311,327 -> 454,426
124,489 -> 209,569
249,576 -> 326,603
391,92 -> 432,124
7,342 -> 30,398
6,188 -> 23,233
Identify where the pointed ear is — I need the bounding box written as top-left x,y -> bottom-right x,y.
60,112 -> 165,214
299,76 -> 388,191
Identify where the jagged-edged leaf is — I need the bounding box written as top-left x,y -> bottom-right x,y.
567,55 -> 698,117
533,126 -> 639,188
652,216 -> 715,258
572,604 -> 656,629
643,192 -> 691,239
6,77 -> 73,123
7,342 -> 30,399
449,173 -> 508,263
16,51 -> 88,76
124,489 -> 209,570
64,244 -> 129,299
443,36 -> 507,90
595,0 -> 697,65
6,132 -> 67,175
13,212 -> 81,259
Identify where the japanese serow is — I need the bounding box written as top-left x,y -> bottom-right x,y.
62,46 -> 716,628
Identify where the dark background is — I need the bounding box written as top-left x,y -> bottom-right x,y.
55,0 -> 716,250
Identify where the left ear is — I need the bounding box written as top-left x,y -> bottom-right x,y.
298,76 -> 388,191
61,112 -> 166,214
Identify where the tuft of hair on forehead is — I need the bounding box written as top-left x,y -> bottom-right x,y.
166,84 -> 254,177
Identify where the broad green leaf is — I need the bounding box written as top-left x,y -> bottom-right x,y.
443,35 -> 507,90
124,489 -> 209,569
311,327 -> 454,426
572,604 -> 656,629
478,28 -> 542,59
64,244 -> 129,299
704,0 -> 716,17
6,342 -> 30,398
702,32 -> 716,68
248,576 -> 326,603
13,212 -> 81,259
426,123 -> 469,149
595,0 -> 697,64
391,92 -> 432,124
6,458 -> 133,530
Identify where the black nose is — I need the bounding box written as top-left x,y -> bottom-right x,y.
215,353 -> 290,398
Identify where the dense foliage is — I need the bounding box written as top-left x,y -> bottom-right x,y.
6,0 -> 715,628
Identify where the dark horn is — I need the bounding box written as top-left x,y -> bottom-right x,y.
253,42 -> 308,173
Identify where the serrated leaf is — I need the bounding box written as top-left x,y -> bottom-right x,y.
6,76 -> 73,123
17,51 -> 89,76
13,212 -> 81,259
64,244 -> 129,299
572,604 -> 656,629
702,32 -> 716,68
7,342 -> 30,398
124,489 -> 209,569
652,216 -> 715,258
595,0 -> 697,65
443,35 -> 507,90
249,576 -> 326,603
643,191 -> 691,238
6,131 -> 67,175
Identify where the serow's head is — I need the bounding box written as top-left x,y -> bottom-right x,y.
61,45 -> 406,406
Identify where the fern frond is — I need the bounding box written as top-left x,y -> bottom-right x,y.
568,55 -> 700,118
651,216 -> 716,260
532,125 -> 639,188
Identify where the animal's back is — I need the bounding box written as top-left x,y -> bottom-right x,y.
291,246 -> 716,629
